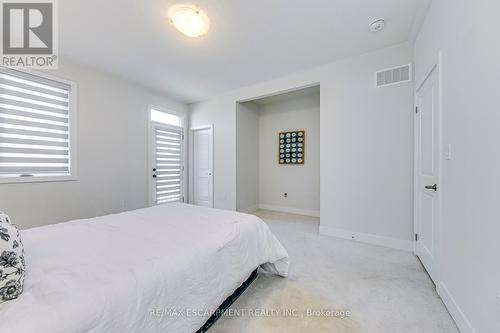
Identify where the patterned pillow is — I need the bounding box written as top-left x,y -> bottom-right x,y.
0,213 -> 25,303
0,211 -> 12,224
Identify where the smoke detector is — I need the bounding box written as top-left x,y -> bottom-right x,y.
369,19 -> 385,32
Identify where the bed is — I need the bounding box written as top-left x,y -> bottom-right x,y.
0,203 -> 289,333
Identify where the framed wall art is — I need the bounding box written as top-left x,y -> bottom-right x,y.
279,130 -> 305,164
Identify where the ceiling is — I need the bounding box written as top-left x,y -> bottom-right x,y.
59,0 -> 430,103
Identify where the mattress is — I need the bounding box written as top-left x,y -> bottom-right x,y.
0,203 -> 289,333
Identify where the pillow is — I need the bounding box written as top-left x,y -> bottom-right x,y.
0,213 -> 25,303
0,211 -> 11,224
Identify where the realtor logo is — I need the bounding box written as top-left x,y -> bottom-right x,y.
1,0 -> 58,68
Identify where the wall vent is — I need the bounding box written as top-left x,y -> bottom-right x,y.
375,64 -> 412,88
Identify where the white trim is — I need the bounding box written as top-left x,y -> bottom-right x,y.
0,67 -> 78,184
147,106 -> 153,206
319,226 -> 413,251
436,50 -> 445,283
188,124 -> 214,207
258,204 -> 319,217
0,174 -> 76,184
437,283 -> 477,333
147,105 -> 187,206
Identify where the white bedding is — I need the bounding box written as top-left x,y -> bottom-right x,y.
0,203 -> 289,333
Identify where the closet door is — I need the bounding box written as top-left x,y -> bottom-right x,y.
190,125 -> 213,207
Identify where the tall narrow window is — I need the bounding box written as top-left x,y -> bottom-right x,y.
149,106 -> 184,205
0,68 -> 76,182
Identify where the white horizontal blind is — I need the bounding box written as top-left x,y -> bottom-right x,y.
154,124 -> 183,204
0,68 -> 72,178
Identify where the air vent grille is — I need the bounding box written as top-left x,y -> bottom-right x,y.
375,64 -> 412,88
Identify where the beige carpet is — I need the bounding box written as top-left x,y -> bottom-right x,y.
212,275 -> 359,333
209,210 -> 458,333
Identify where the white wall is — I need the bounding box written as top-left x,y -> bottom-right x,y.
258,92 -> 320,215
189,98 -> 237,210
189,42 -> 414,247
236,102 -> 260,211
415,1 -> 500,332
320,45 -> 414,248
0,58 -> 187,229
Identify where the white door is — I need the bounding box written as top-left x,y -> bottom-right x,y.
151,123 -> 184,205
190,126 -> 213,207
415,65 -> 440,282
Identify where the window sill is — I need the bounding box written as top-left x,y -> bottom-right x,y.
0,175 -> 78,184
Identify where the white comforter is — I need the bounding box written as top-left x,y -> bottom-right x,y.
0,203 -> 289,333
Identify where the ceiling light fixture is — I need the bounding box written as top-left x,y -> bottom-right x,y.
168,4 -> 210,37
369,19 -> 385,32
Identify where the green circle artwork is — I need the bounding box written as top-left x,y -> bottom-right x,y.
279,130 -> 304,164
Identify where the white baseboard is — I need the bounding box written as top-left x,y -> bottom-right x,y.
238,205 -> 259,214
319,226 -> 413,251
257,204 -> 320,217
437,282 -> 477,333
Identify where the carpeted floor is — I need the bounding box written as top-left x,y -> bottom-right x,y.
210,210 -> 459,333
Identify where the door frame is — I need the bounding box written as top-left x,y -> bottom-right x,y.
189,124 -> 214,207
147,105 -> 187,207
413,51 -> 443,283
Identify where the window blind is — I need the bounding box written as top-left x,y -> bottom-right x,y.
154,125 -> 183,204
0,68 -> 72,179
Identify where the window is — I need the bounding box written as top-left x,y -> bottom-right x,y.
151,108 -> 181,127
0,68 -> 76,183
148,106 -> 185,206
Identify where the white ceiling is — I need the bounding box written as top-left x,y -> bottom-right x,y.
59,0 -> 430,103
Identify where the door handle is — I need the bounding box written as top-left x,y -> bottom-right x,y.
425,184 -> 437,191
